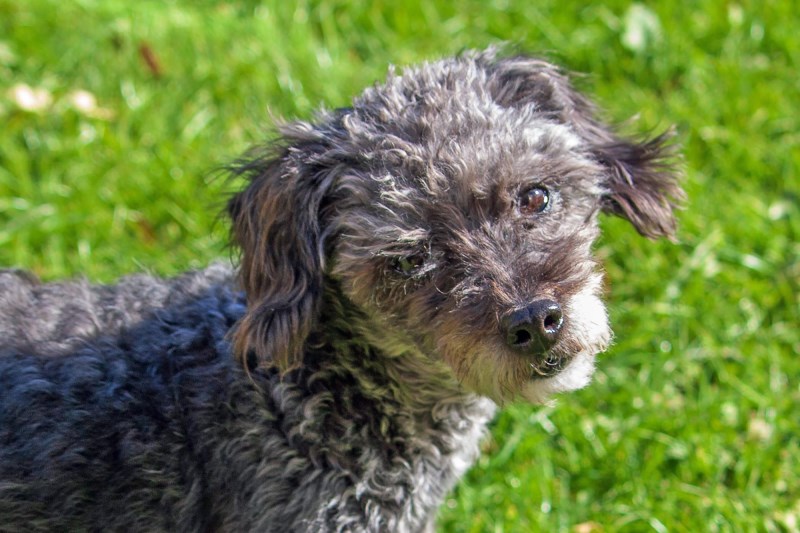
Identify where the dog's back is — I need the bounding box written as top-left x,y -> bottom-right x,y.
0,265 -> 245,531
0,264 -> 235,352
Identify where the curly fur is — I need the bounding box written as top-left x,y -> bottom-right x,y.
0,48 -> 682,532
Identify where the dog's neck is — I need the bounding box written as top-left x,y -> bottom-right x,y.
300,282 -> 491,417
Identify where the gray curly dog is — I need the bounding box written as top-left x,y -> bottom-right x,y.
0,49 -> 682,532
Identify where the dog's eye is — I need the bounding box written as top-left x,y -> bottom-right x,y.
393,254 -> 425,275
519,187 -> 550,215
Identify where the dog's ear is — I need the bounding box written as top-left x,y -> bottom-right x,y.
227,127 -> 339,371
485,54 -> 684,239
587,130 -> 683,240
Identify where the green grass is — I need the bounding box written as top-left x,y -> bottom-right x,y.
1,1 -> 798,531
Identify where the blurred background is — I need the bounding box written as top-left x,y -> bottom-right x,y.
1,1 -> 797,531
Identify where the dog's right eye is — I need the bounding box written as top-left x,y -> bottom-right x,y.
519,186 -> 550,215
393,255 -> 425,275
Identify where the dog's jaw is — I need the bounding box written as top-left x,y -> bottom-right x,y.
520,352 -> 597,404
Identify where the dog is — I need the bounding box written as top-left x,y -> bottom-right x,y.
0,48 -> 682,532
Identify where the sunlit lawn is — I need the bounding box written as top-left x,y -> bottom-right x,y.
1,1 -> 797,530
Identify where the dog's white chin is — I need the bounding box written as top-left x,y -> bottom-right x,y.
519,352 -> 596,404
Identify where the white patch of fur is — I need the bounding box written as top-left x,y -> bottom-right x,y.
565,274 -> 612,352
447,396 -> 496,477
520,352 -> 596,404
521,121 -> 584,152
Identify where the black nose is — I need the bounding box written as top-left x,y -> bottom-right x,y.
503,300 -> 564,356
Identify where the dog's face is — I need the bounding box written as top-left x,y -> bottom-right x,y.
228,50 -> 682,405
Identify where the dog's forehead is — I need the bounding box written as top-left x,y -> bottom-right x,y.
331,55 -> 608,242
355,58 -> 569,140
347,101 -> 600,207
347,56 -> 599,193
356,53 -> 550,116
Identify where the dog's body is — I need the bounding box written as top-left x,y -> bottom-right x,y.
0,264 -> 490,531
0,49 -> 681,532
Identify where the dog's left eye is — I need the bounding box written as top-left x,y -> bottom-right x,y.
519,186 -> 550,215
393,254 -> 425,275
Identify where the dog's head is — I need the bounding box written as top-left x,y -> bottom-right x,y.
228,49 -> 683,404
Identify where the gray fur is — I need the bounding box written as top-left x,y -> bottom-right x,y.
0,48 -> 682,532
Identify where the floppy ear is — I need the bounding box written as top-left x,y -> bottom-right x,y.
485,53 -> 684,239
589,130 -> 683,240
227,130 -> 338,371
